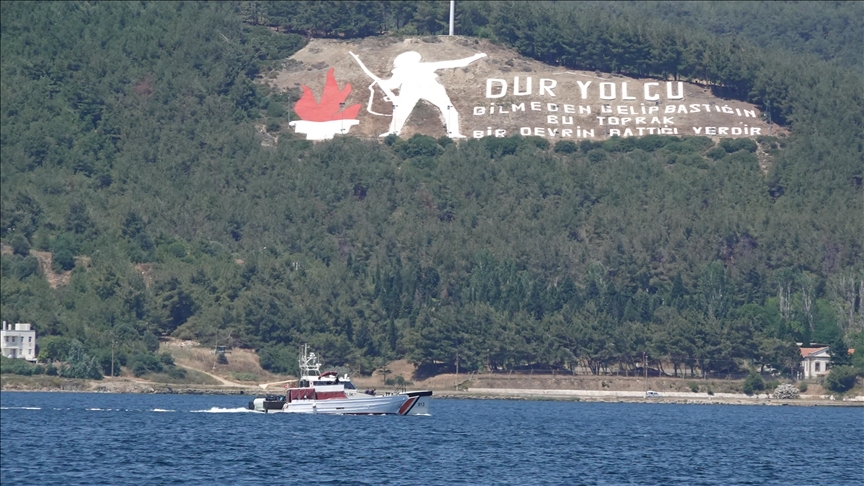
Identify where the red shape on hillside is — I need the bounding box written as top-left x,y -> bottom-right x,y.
294,68 -> 361,122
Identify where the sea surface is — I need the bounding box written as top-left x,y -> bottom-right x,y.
1,392 -> 862,485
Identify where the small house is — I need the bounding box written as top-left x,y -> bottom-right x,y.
799,345 -> 855,380
1,321 -> 37,362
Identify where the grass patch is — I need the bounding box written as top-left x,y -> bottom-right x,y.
144,368 -> 221,385
230,372 -> 260,382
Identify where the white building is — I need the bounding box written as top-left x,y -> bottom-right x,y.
800,346 -> 831,379
1,321 -> 37,362
799,345 -> 855,380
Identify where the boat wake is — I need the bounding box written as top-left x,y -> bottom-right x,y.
0,406 -> 41,410
191,407 -> 257,414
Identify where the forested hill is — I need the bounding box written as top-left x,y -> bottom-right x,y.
1,2 -> 862,379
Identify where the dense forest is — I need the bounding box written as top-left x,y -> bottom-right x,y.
1,2 -> 862,381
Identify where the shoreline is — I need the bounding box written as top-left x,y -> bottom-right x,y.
3,379 -> 862,407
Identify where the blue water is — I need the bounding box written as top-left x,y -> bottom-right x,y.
1,392 -> 862,485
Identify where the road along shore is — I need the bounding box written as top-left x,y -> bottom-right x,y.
3,377 -> 862,406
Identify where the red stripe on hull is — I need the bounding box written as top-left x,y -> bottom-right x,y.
397,397 -> 417,415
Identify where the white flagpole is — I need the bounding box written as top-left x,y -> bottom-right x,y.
449,1 -> 455,36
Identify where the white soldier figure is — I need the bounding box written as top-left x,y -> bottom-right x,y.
351,50 -> 486,138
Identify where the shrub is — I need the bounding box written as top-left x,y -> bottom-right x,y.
720,137 -> 757,153
216,352 -> 229,365
265,101 -> 285,118
587,149 -> 606,163
51,234 -> 77,272
633,134 -> 669,152
706,146 -> 727,160
0,355 -> 41,375
167,367 -> 187,379
97,349 -> 126,376
554,140 -> 578,153
579,139 -> 601,153
127,352 -> 164,377
824,365 -> 857,393
772,384 -> 800,399
258,345 -> 294,373
484,136 -> 521,157
59,341 -> 103,380
396,134 -> 442,159
231,372 -> 259,382
743,371 -> 765,395
166,242 -> 186,258
158,352 -> 175,366
14,256 -> 39,279
523,136 -> 549,150
797,382 -> 809,393
688,382 -> 699,393
38,335 -> 74,362
10,233 -> 30,256
143,331 -> 160,353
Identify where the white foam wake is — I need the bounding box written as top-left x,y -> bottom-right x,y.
191,407 -> 256,413
0,406 -> 41,410
152,408 -> 175,412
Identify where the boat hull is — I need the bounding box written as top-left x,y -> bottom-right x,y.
250,390 -> 431,415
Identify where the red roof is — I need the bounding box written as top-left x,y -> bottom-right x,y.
799,347 -> 828,358
799,346 -> 855,358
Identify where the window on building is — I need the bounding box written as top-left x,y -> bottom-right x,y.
29,336 -> 32,342
815,362 -> 820,372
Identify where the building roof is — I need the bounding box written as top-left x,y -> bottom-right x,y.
799,346 -> 855,358
800,347 -> 828,358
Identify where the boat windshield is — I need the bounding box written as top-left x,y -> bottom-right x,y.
343,381 -> 356,390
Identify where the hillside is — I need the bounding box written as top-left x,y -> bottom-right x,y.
1,2 -> 862,382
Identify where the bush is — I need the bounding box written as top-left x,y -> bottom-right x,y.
706,146 -> 727,160
58,341 -> 103,380
719,138 -> 757,153
688,382 -> 699,393
743,371 -> 766,395
258,345 -> 294,373
824,365 -> 857,393
523,136 -> 550,150
51,234 -> 77,272
633,134 -> 669,152
38,335 -> 74,362
143,331 -> 160,353
14,256 -> 39,279
158,352 -> 175,366
554,140 -> 578,153
484,136 -> 521,157
587,149 -> 606,163
127,352 -> 164,377
216,352 -> 228,365
97,349 -> 126,376
0,355 -> 42,375
10,233 -> 30,256
797,382 -> 809,393
772,383 -> 800,399
396,134 -> 442,159
167,367 -> 187,379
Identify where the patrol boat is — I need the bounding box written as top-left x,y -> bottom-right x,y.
248,345 -> 431,415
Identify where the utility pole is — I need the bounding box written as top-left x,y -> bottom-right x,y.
455,349 -> 459,388
643,352 -> 648,396
213,329 -> 218,371
449,1 -> 455,36
111,339 -> 115,378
